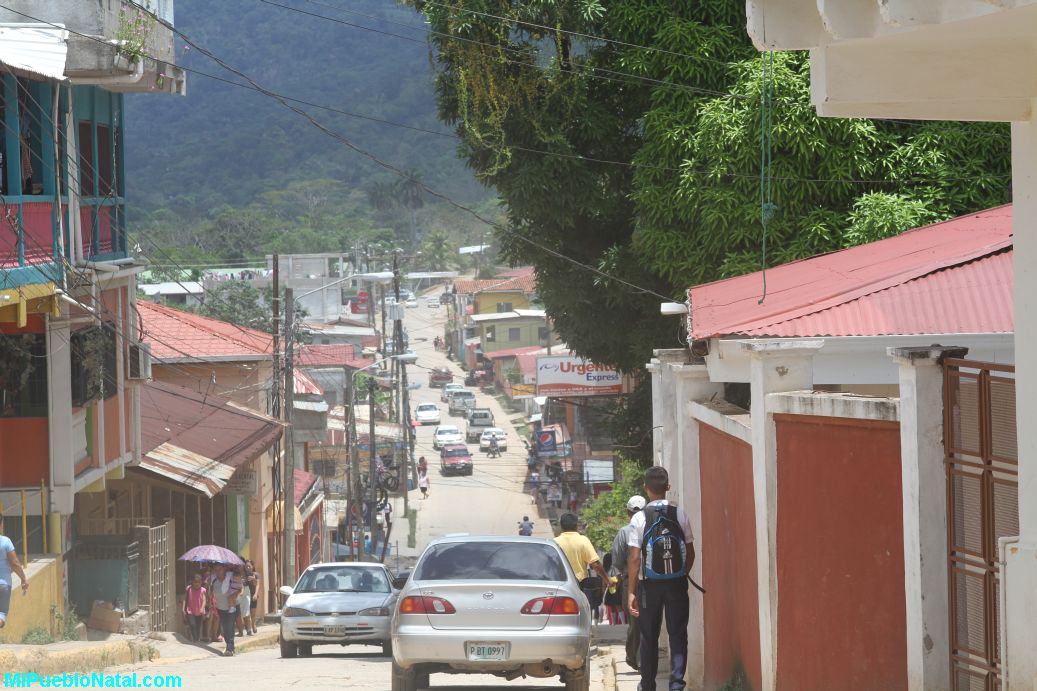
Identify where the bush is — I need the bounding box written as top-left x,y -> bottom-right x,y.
22,627 -> 54,645
579,459 -> 645,552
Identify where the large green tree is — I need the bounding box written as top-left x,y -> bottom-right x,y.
408,0 -> 1010,462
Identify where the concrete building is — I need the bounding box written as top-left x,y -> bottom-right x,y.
650,207 -> 1014,690
470,310 -> 558,355
741,5 -> 1035,688
0,0 -> 183,639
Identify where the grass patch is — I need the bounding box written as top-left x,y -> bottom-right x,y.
21,627 -> 54,645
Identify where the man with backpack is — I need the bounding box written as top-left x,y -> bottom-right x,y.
611,494 -> 646,670
627,467 -> 695,691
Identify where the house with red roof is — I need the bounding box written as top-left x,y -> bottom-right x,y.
445,271 -> 540,357
648,206 -> 1015,691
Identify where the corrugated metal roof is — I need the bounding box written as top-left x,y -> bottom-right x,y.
141,442 -> 236,498
0,25 -> 68,81
297,344 -> 372,369
689,205 -> 1013,339
294,369 -> 324,396
453,275 -> 537,295
141,381 -> 283,469
138,301 -> 272,360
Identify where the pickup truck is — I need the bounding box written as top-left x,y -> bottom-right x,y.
465,408 -> 496,442
448,390 -> 476,416
428,367 -> 453,388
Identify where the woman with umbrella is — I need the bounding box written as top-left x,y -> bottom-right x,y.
179,546 -> 243,655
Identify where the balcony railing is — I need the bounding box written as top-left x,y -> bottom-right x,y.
0,197 -> 127,286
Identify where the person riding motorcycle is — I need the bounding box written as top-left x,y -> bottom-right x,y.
488,436 -> 500,458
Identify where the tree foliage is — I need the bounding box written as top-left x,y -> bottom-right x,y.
408,0 -> 1010,463
580,459 -> 644,552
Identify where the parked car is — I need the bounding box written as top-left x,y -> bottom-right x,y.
479,428 -> 508,452
448,390 -> 477,417
406,297 -> 418,308
440,383 -> 465,403
280,562 -> 405,658
426,297 -> 440,308
415,403 -> 441,426
439,444 -> 474,476
428,367 -> 453,388
439,292 -> 451,305
390,536 -> 591,691
433,425 -> 464,450
465,408 -> 496,442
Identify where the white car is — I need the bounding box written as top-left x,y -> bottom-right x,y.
426,297 -> 440,308
479,428 -> 508,452
406,297 -> 418,308
440,383 -> 465,403
433,425 -> 463,450
415,403 -> 441,426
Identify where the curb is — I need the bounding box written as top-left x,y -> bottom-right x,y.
0,640 -> 159,675
234,631 -> 279,655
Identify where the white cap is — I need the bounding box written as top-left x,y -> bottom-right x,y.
626,495 -> 646,512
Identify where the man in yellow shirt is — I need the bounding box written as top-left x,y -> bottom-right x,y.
554,513 -> 610,613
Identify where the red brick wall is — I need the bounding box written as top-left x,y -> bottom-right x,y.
774,414 -> 906,691
699,423 -> 762,691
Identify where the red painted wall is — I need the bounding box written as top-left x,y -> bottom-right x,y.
0,418 -> 48,485
699,424 -> 762,691
774,414 -> 906,691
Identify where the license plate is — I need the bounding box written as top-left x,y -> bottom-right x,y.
324,625 -> 346,636
466,642 -> 509,661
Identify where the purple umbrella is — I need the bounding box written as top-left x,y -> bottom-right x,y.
178,545 -> 243,565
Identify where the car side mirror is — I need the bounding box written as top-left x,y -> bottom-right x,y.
392,576 -> 408,590
279,585 -> 294,598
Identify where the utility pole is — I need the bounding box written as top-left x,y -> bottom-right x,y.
367,377 -> 377,562
391,252 -> 412,520
345,367 -> 361,562
283,287 -> 296,584
270,255 -> 282,606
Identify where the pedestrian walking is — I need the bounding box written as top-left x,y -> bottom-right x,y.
235,558 -> 251,637
529,470 -> 540,504
569,489 -> 579,512
548,483 -> 562,508
0,515 -> 28,629
183,573 -> 208,642
554,513 -> 610,617
627,467 -> 696,691
243,560 -> 259,635
202,564 -> 221,643
611,495 -> 647,670
418,467 -> 429,499
211,564 -> 242,656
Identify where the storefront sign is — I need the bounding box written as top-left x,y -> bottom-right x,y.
536,429 -> 557,456
224,469 -> 257,495
535,356 -> 623,397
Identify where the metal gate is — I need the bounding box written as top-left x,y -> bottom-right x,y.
943,359 -> 1018,690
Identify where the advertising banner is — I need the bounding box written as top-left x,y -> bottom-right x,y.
535,355 -> 623,397
536,429 -> 557,456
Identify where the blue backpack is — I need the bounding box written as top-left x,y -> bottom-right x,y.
641,503 -> 687,581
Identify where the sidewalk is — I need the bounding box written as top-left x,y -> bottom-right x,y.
595,624 -> 673,691
0,623 -> 280,674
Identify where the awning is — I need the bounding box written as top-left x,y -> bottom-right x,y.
0,24 -> 68,81
140,442 -> 236,498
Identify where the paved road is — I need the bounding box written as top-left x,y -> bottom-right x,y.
107,646 -> 585,690
391,290 -> 553,559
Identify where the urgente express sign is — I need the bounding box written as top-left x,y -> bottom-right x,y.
535,356 -> 623,397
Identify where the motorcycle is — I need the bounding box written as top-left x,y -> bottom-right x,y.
487,439 -> 501,458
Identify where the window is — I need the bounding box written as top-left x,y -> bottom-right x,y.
0,334 -> 47,417
508,327 -> 521,341
71,325 -> 117,406
96,124 -> 114,196
538,327 -> 549,343
496,302 -> 512,313
485,325 -> 496,342
77,122 -> 94,196
414,542 -> 566,581
16,78 -> 44,195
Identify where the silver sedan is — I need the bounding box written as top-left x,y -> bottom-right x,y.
390,536 -> 591,691
279,563 -> 404,658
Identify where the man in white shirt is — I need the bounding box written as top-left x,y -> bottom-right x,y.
627,467 -> 695,691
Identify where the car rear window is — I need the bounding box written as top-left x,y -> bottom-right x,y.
414,542 -> 566,581
442,447 -> 469,458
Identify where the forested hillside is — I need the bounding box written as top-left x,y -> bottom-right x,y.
124,0 -> 495,266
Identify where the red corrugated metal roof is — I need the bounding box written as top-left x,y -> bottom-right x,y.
297,344 -> 373,369
140,381 -> 283,469
483,345 -> 544,360
294,468 -> 318,507
294,369 -> 324,396
689,205 -> 1013,339
138,301 -> 273,360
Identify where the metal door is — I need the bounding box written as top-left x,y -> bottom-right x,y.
944,359 -> 1018,690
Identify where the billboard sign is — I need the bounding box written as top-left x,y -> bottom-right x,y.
536,429 -> 557,456
536,356 -> 623,397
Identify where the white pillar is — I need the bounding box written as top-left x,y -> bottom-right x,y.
1006,114 -> 1037,690
742,339 -> 823,691
47,311 -> 74,515
673,362 -> 724,689
889,345 -> 966,691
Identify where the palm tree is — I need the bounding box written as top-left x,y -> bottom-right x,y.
421,229 -> 453,270
395,169 -> 425,247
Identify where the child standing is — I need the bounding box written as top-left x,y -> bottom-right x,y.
183,574 -> 208,642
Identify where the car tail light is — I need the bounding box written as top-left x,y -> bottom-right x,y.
520,596 -> 580,615
399,595 -> 456,614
